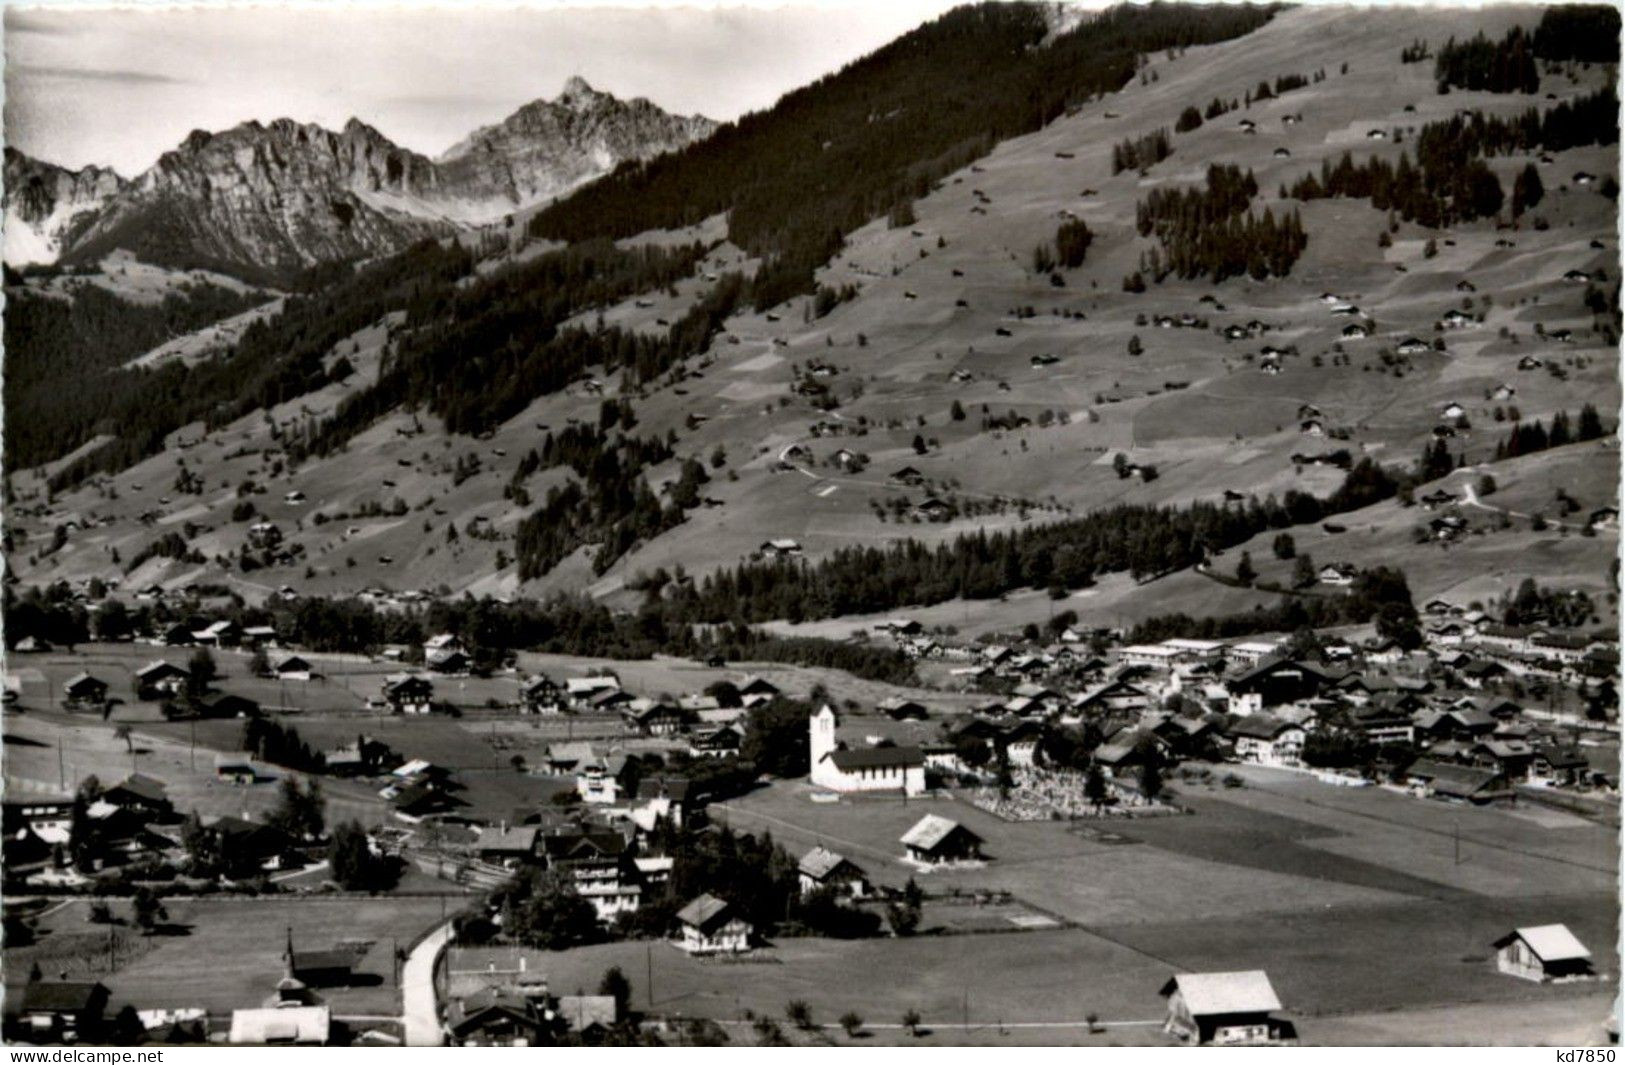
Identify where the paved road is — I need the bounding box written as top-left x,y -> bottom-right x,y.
401,919 -> 456,1047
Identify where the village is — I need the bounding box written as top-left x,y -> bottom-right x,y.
2,570 -> 1617,1046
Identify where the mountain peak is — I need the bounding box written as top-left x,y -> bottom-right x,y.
560,75 -> 598,101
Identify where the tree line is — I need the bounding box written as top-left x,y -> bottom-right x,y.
1133,164 -> 1307,282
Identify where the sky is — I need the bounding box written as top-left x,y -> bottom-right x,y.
4,0 -> 967,175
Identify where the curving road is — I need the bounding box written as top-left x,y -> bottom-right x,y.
401,919 -> 456,1047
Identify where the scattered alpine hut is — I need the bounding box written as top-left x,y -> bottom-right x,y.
809,706 -> 926,796
1493,924 -> 1595,983
674,894 -> 752,955
1160,970 -> 1290,1046
901,814 -> 984,865
381,674 -> 434,715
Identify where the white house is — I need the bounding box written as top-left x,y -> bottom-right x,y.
675,894 -> 751,955
1493,925 -> 1594,983
1161,971 -> 1288,1046
809,706 -> 926,796
1229,717 -> 1305,767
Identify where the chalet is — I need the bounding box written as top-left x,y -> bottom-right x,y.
242,625 -> 279,648
556,996 -> 618,1041
565,676 -> 621,709
622,699 -> 690,737
391,783 -> 459,821
1440,308 -> 1474,329
576,754 -> 630,806
427,649 -> 471,674
1237,118 -> 1256,132
1405,760 -> 1508,803
135,660 -> 190,699
1547,328 -> 1573,343
543,827 -> 640,920
1419,489 -> 1457,510
798,846 -> 870,898
1563,269 -> 1593,283
1395,337 -> 1431,356
1530,745 -> 1590,787
1494,925 -> 1594,983
914,497 -> 954,521
675,894 -> 752,955
1225,641 -> 1283,668
1161,971 -> 1288,1046
889,467 -> 926,487
738,675 -> 782,702
193,620 -> 240,647
196,691 -> 260,719
382,674 -> 434,715
63,673 -> 109,711
1071,679 -> 1153,717
759,538 -> 803,559
212,816 -> 293,870
635,777 -> 693,828
103,774 -> 172,817
1227,716 -> 1304,767
272,655 -> 314,681
477,825 -> 539,867
520,674 -> 564,714
322,735 -> 396,777
877,696 -> 929,720
1227,658 -> 1330,707
1587,507 -> 1619,531
901,814 -> 983,865
688,724 -> 744,758
445,988 -> 545,1047
1317,562 -> 1357,586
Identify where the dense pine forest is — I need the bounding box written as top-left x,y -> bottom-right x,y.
1134,164 -> 1307,282
4,280 -> 267,469
526,2 -> 1278,308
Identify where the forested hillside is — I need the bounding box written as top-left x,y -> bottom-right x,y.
528,1 -> 1278,308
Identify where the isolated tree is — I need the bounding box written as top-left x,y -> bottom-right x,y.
950,400 -> 966,422
902,1009 -> 922,1037
114,724 -> 133,754
785,1000 -> 813,1030
1084,763 -> 1108,810
839,1011 -> 864,1037
1271,532 -> 1295,560
188,648 -> 217,688
1292,554 -> 1317,589
1512,162 -> 1544,217
912,435 -> 928,455
1127,335 -> 1144,357
599,966 -> 633,1019
1235,551 -> 1256,585
132,886 -> 166,933
1140,758 -> 1164,802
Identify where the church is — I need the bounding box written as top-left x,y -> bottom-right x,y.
809,705 -> 927,796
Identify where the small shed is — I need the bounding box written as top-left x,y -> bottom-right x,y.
1494,924 -> 1595,983
901,814 -> 984,864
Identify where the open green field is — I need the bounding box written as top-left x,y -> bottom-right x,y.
8,896 -> 449,1017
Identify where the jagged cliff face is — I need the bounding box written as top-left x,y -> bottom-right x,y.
5,78 -> 716,279
3,148 -> 127,266
65,118 -> 451,280
435,76 -> 718,221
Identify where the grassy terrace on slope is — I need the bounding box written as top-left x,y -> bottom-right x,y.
529,1 -> 1278,308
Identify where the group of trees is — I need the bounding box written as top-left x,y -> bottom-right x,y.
668,458 -> 1400,624
241,717 -> 322,773
1110,127 -> 1172,174
1285,87 -> 1617,229
1130,565 -> 1422,646
1493,404 -> 1609,460
1134,164 -> 1307,282
1433,27 -> 1540,94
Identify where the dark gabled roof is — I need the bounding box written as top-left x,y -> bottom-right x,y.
636,777 -> 691,802
824,745 -> 925,770
542,830 -> 627,862
108,773 -> 169,804
291,950 -> 354,973
1226,715 -> 1299,741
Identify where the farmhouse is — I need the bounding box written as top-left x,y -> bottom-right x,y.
272,655 -> 314,681
1161,971 -> 1288,1046
521,674 -> 564,714
445,988 -> 545,1047
1493,925 -> 1594,983
758,538 -> 803,558
103,774 -> 172,817
675,894 -> 752,955
901,814 -> 983,864
382,674 -> 434,714
1227,716 -> 1305,767
798,846 -> 870,898
59,673 -> 109,712
135,660 -> 190,699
